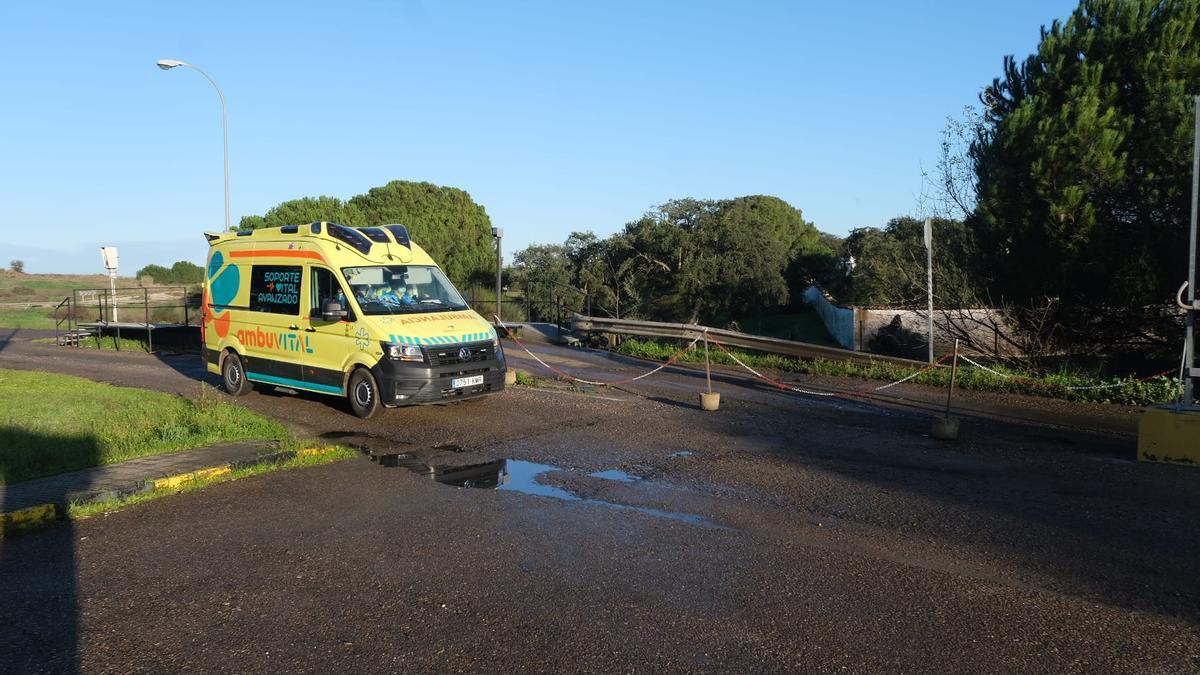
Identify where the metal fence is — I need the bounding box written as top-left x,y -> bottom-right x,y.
466,285 -> 578,327
69,286 -> 199,327
55,286 -> 200,352
571,313 -> 931,368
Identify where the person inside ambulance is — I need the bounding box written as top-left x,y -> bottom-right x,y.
377,277 -> 416,307
352,285 -> 374,306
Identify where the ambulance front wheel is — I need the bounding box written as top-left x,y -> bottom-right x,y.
348,368 -> 381,419
222,352 -> 251,396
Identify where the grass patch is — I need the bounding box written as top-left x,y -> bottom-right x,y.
0,369 -> 288,484
0,307 -> 57,329
0,272 -> 128,301
513,370 -> 545,387
33,335 -> 151,351
67,446 -> 357,520
615,338 -> 1186,407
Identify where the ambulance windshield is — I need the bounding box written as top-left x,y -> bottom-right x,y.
341,265 -> 469,315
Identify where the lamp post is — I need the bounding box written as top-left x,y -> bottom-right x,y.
492,227 -> 504,322
156,59 -> 231,232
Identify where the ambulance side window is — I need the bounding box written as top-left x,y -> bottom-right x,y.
248,265 -> 302,315
311,267 -> 348,316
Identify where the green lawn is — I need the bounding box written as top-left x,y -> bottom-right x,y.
0,272 -> 120,301
0,368 -> 288,484
32,335 -> 153,351
0,307 -> 58,329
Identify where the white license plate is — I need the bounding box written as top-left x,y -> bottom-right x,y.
451,375 -> 484,389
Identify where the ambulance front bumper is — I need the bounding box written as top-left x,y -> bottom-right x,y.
372,347 -> 506,406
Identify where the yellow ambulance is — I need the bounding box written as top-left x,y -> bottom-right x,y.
201,221 -> 506,418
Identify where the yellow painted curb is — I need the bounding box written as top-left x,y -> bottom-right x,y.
152,465 -> 233,490
1138,408 -> 1200,466
1,503 -> 59,530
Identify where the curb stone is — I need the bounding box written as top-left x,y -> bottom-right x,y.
1,447 -> 342,538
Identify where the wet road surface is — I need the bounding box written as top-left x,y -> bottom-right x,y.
1,332 -> 1199,672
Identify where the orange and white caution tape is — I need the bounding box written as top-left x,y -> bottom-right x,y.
706,332 -> 954,399
705,338 -> 837,396
956,354 -> 1011,378
495,316 -> 701,386
958,353 -> 1175,392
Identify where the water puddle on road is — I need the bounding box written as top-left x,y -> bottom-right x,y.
501,460 -> 722,529
587,469 -> 642,483
375,453 -> 506,489
377,453 -> 724,529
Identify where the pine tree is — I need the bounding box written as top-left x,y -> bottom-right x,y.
971,0 -> 1200,352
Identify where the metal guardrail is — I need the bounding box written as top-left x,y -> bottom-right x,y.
571,314 -> 933,369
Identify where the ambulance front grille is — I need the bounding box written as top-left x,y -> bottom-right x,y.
426,341 -> 494,367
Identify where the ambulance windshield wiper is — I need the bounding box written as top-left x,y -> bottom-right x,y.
373,302 -> 468,315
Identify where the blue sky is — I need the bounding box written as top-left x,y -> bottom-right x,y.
0,0 -> 1077,274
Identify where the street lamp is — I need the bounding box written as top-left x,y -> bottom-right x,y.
492,227 -> 504,322
156,59 -> 231,231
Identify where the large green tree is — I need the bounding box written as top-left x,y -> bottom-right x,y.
842,217 -> 978,307
971,0 -> 1200,350
719,195 -> 825,260
135,260 -> 204,285
509,195 -> 828,324
240,181 -> 495,286
509,242 -> 576,321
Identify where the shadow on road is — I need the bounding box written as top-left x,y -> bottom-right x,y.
684,404 -> 1200,623
516,341 -> 1139,459
152,350 -> 360,417
0,427 -> 98,672
0,328 -> 18,353
152,351 -> 221,390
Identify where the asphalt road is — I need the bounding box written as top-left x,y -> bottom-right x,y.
2,330 -> 1199,672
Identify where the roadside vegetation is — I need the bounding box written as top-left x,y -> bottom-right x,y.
32,335 -> 152,351
0,308 -> 58,329
0,271 -> 120,299
615,338 -> 1184,407
512,370 -> 545,387
134,260 -> 203,285
0,272 -> 131,329
0,369 -> 288,484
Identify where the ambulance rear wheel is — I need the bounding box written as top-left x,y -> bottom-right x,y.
348,368 -> 381,419
222,352 -> 251,396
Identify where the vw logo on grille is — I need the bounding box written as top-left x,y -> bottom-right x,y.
458,347 -> 472,361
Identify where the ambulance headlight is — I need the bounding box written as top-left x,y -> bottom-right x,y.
492,333 -> 505,361
383,342 -> 424,362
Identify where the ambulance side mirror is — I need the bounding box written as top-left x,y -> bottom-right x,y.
320,298 -> 348,322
